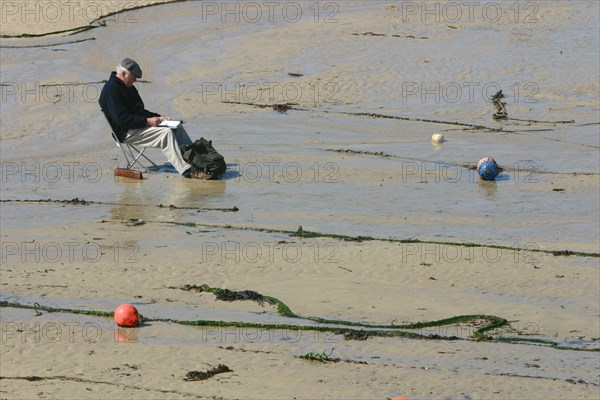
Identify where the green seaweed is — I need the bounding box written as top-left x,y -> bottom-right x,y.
1,25 -> 96,39
162,222 -> 597,258
184,364 -> 232,381
1,198 -> 238,213
3,203 -> 594,257
1,0 -> 193,39
1,298 -> 596,352
491,90 -> 508,120
326,148 -> 598,175
180,284 -> 598,352
301,348 -> 336,362
0,38 -> 96,48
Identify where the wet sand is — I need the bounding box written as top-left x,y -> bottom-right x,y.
1,1 -> 599,399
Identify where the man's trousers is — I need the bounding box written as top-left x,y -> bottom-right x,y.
124,125 -> 193,174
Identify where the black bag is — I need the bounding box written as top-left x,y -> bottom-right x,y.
181,138 -> 226,179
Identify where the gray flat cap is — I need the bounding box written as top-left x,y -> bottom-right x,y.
121,58 -> 142,78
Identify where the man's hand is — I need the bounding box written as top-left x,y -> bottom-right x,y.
147,116 -> 168,127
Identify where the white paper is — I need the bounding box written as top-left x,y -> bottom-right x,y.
159,120 -> 182,128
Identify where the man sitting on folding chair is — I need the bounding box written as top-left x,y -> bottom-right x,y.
99,58 -> 204,179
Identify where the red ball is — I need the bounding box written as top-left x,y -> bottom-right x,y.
114,304 -> 139,327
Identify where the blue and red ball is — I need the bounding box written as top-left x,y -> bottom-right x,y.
477,156 -> 498,181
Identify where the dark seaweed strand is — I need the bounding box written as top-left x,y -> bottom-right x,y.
201,285 -> 600,351
0,198 -> 238,212
198,284 -> 506,333
87,0 -> 194,26
201,284 -> 508,332
1,25 -> 96,38
190,285 -> 599,352
0,375 -> 212,397
1,299 -> 596,351
151,317 -> 428,340
325,148 -> 600,176
0,301 -> 113,318
506,117 -> 575,124
223,101 -> 600,149
4,201 -> 594,257
0,300 -> 431,341
222,101 -> 511,132
0,297 -> 498,337
157,221 -> 599,258
290,229 -> 600,258
498,337 -> 600,351
1,0 -> 193,39
222,101 -> 580,135
0,38 -> 96,48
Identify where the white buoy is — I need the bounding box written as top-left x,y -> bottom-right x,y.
431,133 -> 444,144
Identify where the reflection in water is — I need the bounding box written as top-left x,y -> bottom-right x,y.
431,142 -> 444,152
476,179 -> 498,198
115,326 -> 139,343
110,176 -> 226,222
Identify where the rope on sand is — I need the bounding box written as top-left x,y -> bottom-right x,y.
2,286 -> 598,352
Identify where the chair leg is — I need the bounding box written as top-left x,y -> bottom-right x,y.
127,146 -> 146,169
116,143 -> 134,168
114,139 -> 159,171
128,144 -> 159,168
140,151 -> 159,168
109,122 -> 158,173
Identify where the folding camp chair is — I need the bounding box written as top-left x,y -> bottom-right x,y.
111,131 -> 159,170
103,113 -> 158,179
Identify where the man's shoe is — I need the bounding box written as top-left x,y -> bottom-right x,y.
182,167 -> 209,180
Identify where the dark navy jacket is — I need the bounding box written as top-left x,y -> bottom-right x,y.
99,72 -> 159,142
